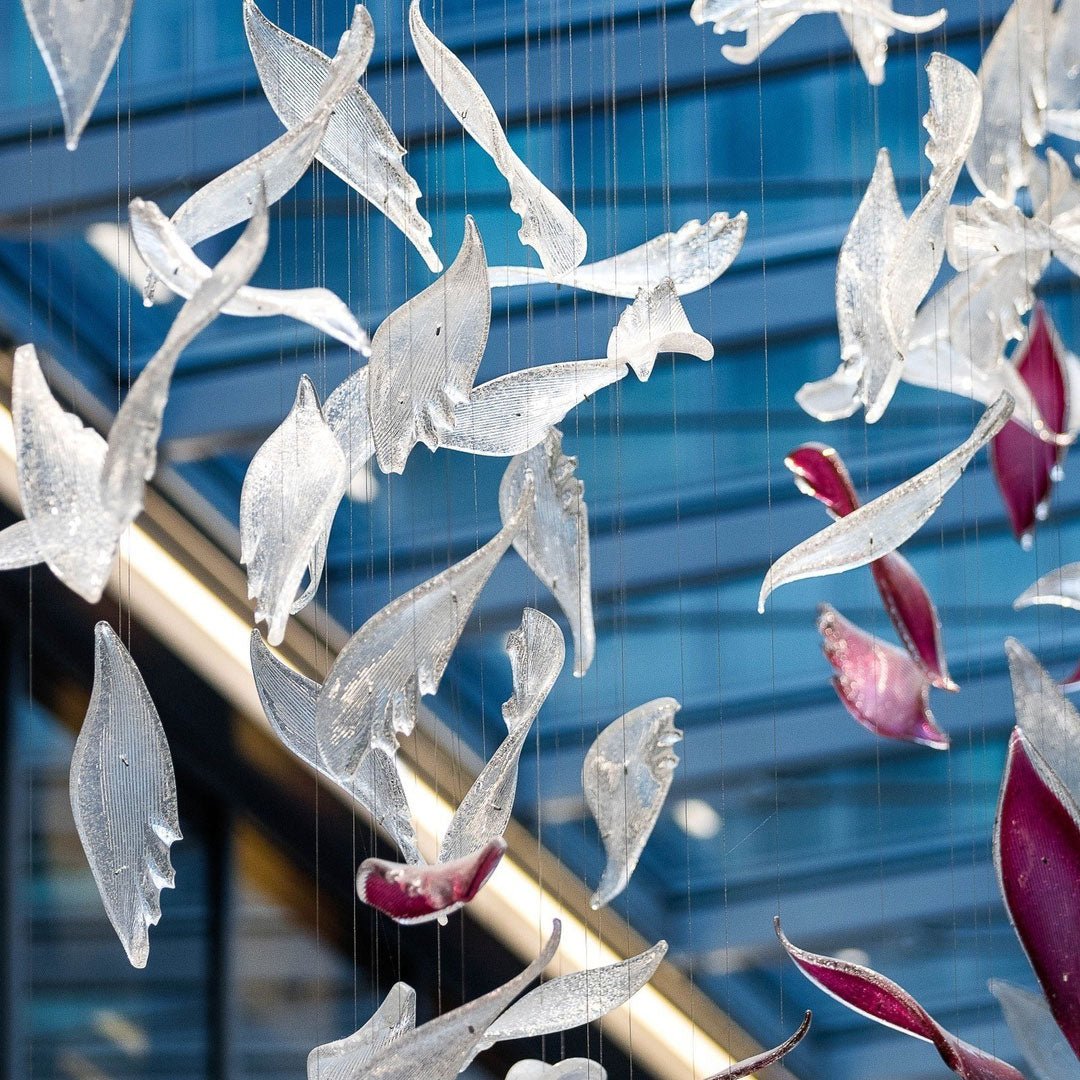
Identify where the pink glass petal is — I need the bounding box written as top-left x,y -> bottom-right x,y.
357,838 -> 506,925
995,729 -> 1080,1057
785,444 -> 859,517
776,919 -> 1026,1080
704,1012 -> 811,1080
818,605 -> 950,749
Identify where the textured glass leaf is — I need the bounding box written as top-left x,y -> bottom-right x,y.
995,729 -> 1080,1058
488,213 -> 747,299
308,983 -> 417,1080
408,1 -> 586,278
129,196 -> 370,353
368,217 -> 490,474
439,358 -> 629,458
316,478 -> 534,782
0,521 -> 42,571
990,980 -> 1080,1080
249,631 -> 422,864
241,377 -> 349,645
583,698 -> 682,909
606,279 -> 713,381
1047,0 -> 1080,133
758,394 -> 1013,611
21,0 -> 134,150
506,1061 -> 606,1080
704,1012 -> 812,1080
818,604 -> 950,749
70,623 -> 181,968
439,610 -> 563,864
244,0 -> 440,272
499,431 -> 593,676
323,364 -> 376,475
688,0 -> 945,84
777,920 -> 1025,1080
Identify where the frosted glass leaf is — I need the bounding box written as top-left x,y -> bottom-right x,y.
240,377 -> 349,645
408,1 -> 586,278
249,631 -> 422,864
171,8 -> 372,250
688,0 -> 946,85
323,365 -> 376,475
315,478 -> 534,782
129,197 -> 370,353
606,279 -> 713,380
70,623 -> 181,968
704,1012 -> 812,1080
439,610 -> 564,864
244,0 -> 440,272
758,394 -> 1012,611
21,0 -> 134,150
1016,564 -> 1080,614
506,1062 -> 606,1080
483,941 -> 667,1046
440,358 -> 630,458
583,698 -> 682,909
1046,0 -> 1080,138
359,921 -> 561,1080
499,431 -> 592,676
990,980 -> 1080,1080
488,213 -> 747,299
308,983 -> 417,1080
368,216 -> 490,474
0,521 -> 42,570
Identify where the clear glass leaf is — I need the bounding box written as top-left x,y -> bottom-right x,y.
308,983 -> 417,1080
20,0 -> 134,150
1047,0 -> 1080,128
1015,563 -> 1080,613
70,623 -> 181,968
583,698 -> 683,909
323,364 -> 376,476
704,1012 -> 811,1080
990,980 -> 1080,1080
408,0 -> 586,278
368,216 -> 490,474
244,0 -> 441,272
758,394 -> 1013,611
499,431 -> 593,677
506,1062 -> 606,1080
487,212 -> 747,299
0,521 -> 43,571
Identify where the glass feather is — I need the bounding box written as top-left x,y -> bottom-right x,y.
704,1012 -> 812,1080
70,622 -> 181,969
244,0 -> 440,272
308,983 -> 417,1080
506,1063 -> 606,1080
583,698 -> 683,909
990,980 -> 1080,1080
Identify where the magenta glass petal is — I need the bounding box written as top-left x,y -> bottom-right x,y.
818,605 -> 950,749
776,919 -> 1026,1080
704,1012 -> 811,1080
785,443 -> 860,517
995,729 -> 1080,1057
357,838 -> 506,925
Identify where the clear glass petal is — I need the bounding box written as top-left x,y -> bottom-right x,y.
1015,563 -> 1080,611
506,1061 -> 606,1080
0,521 -> 42,571
990,980 -> 1080,1080
308,983 -> 417,1080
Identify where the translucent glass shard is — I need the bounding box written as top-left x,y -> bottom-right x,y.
308,983 -> 417,1080
506,1062 -> 606,1080
990,980 -> 1080,1080
408,0 -> 586,278
758,394 -> 1013,611
244,0 -> 440,272
439,610 -> 563,864
368,216 -> 490,474
21,0 -> 134,150
70,622 -> 181,969
704,1012 -> 811,1080
499,431 -> 594,677
583,698 -> 682,909
488,213 -> 747,299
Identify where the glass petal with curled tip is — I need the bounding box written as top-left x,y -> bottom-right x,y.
489,213 -> 747,299
440,358 -> 629,458
315,478 -> 534,781
991,980 -> 1080,1080
308,983 -> 416,1080
606,279 -> 713,381
818,605 -> 950,749
775,919 -> 1025,1080
129,197 -> 370,353
249,632 -> 422,864
357,837 -> 506,924
688,0 -> 945,84
995,729 -> 1080,1058
705,1011 -> 811,1080
359,922 -> 561,1080
759,394 -> 1013,611
583,699 -> 682,909
244,0 -> 440,273
70,623 -> 181,969
482,941 -> 667,1048
20,0 -> 134,150
1016,564 -> 1080,613
506,1062 -> 606,1080
408,1 -> 586,278
240,377 -> 348,644
170,8 -> 372,250
368,216 -> 490,474
322,365 -> 376,476
499,431 -> 593,676
439,610 -> 563,864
